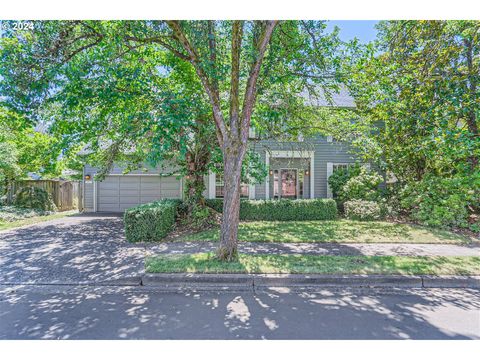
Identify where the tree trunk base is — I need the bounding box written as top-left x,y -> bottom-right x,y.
216,245 -> 238,262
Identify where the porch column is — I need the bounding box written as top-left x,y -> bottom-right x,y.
265,152 -> 270,199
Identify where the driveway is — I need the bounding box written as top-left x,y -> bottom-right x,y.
0,213 -> 145,285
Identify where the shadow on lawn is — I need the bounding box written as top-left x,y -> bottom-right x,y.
180,220 -> 472,244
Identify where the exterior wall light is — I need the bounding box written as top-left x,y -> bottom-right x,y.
305,170 -> 309,176
269,170 -> 273,176
84,174 -> 91,181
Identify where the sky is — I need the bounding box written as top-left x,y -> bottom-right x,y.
326,20 -> 379,44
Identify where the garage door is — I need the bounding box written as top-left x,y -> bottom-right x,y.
97,176 -> 182,212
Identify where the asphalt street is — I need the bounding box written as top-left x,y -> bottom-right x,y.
1,285 -> 478,339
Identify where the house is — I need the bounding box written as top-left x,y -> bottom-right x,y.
82,87 -> 361,212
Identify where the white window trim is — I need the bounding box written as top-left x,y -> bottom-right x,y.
248,183 -> 256,200
265,150 -> 314,199
208,171 -> 255,199
326,162 -> 371,199
208,171 -> 216,199
326,163 -> 334,199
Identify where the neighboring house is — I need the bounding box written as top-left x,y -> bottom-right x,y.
82,87 -> 361,212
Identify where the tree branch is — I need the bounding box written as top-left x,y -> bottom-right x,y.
208,21 -> 219,95
239,20 -> 278,142
165,20 -> 228,147
124,35 -> 190,61
229,21 -> 244,138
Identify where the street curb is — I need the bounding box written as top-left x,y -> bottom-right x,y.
141,273 -> 253,291
0,276 -> 143,287
422,275 -> 480,288
253,274 -> 423,288
141,274 -> 480,290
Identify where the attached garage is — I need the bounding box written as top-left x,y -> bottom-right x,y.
95,175 -> 182,212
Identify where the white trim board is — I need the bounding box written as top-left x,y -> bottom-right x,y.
265,154 -> 270,199
93,180 -> 97,212
99,173 -> 182,177
208,171 -> 216,199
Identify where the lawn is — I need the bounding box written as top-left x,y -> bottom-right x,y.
146,253 -> 480,275
0,206 -> 77,231
174,219 -> 475,244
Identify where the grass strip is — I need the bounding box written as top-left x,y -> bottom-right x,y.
146,253 -> 480,275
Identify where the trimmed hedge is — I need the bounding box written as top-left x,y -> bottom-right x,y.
124,200 -> 181,242
205,198 -> 337,221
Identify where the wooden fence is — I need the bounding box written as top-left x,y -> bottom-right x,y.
7,180 -> 83,212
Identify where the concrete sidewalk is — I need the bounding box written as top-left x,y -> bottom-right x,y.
148,241 -> 480,257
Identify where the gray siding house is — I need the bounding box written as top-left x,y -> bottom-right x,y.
82,88 -> 361,212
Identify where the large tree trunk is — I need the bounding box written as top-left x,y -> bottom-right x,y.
184,167 -> 206,209
165,20 -> 278,261
182,116 -> 214,213
217,144 -> 245,261
184,152 -> 207,208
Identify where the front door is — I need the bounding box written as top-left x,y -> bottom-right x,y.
281,169 -> 297,199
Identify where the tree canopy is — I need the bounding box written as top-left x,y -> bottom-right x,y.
342,20 -> 479,181
0,20 -> 346,259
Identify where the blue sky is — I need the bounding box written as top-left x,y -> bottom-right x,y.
326,20 -> 379,43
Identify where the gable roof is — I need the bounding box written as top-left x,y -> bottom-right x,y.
301,84 -> 356,108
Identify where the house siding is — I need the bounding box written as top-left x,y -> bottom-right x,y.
83,135 -> 360,211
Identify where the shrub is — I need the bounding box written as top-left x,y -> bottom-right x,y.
205,198 -> 337,221
344,200 -> 384,221
341,167 -> 383,202
400,173 -> 480,229
0,205 -> 53,222
13,186 -> 57,211
124,200 -> 181,242
177,201 -> 217,229
327,164 -> 361,200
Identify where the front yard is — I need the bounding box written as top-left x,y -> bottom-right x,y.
172,219 -> 476,244
146,253 -> 480,275
0,206 -> 77,231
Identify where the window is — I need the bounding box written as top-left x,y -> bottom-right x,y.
298,170 -> 304,198
215,174 -> 225,198
273,170 -> 279,199
248,127 -> 257,139
333,164 -> 353,173
215,174 -> 249,198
